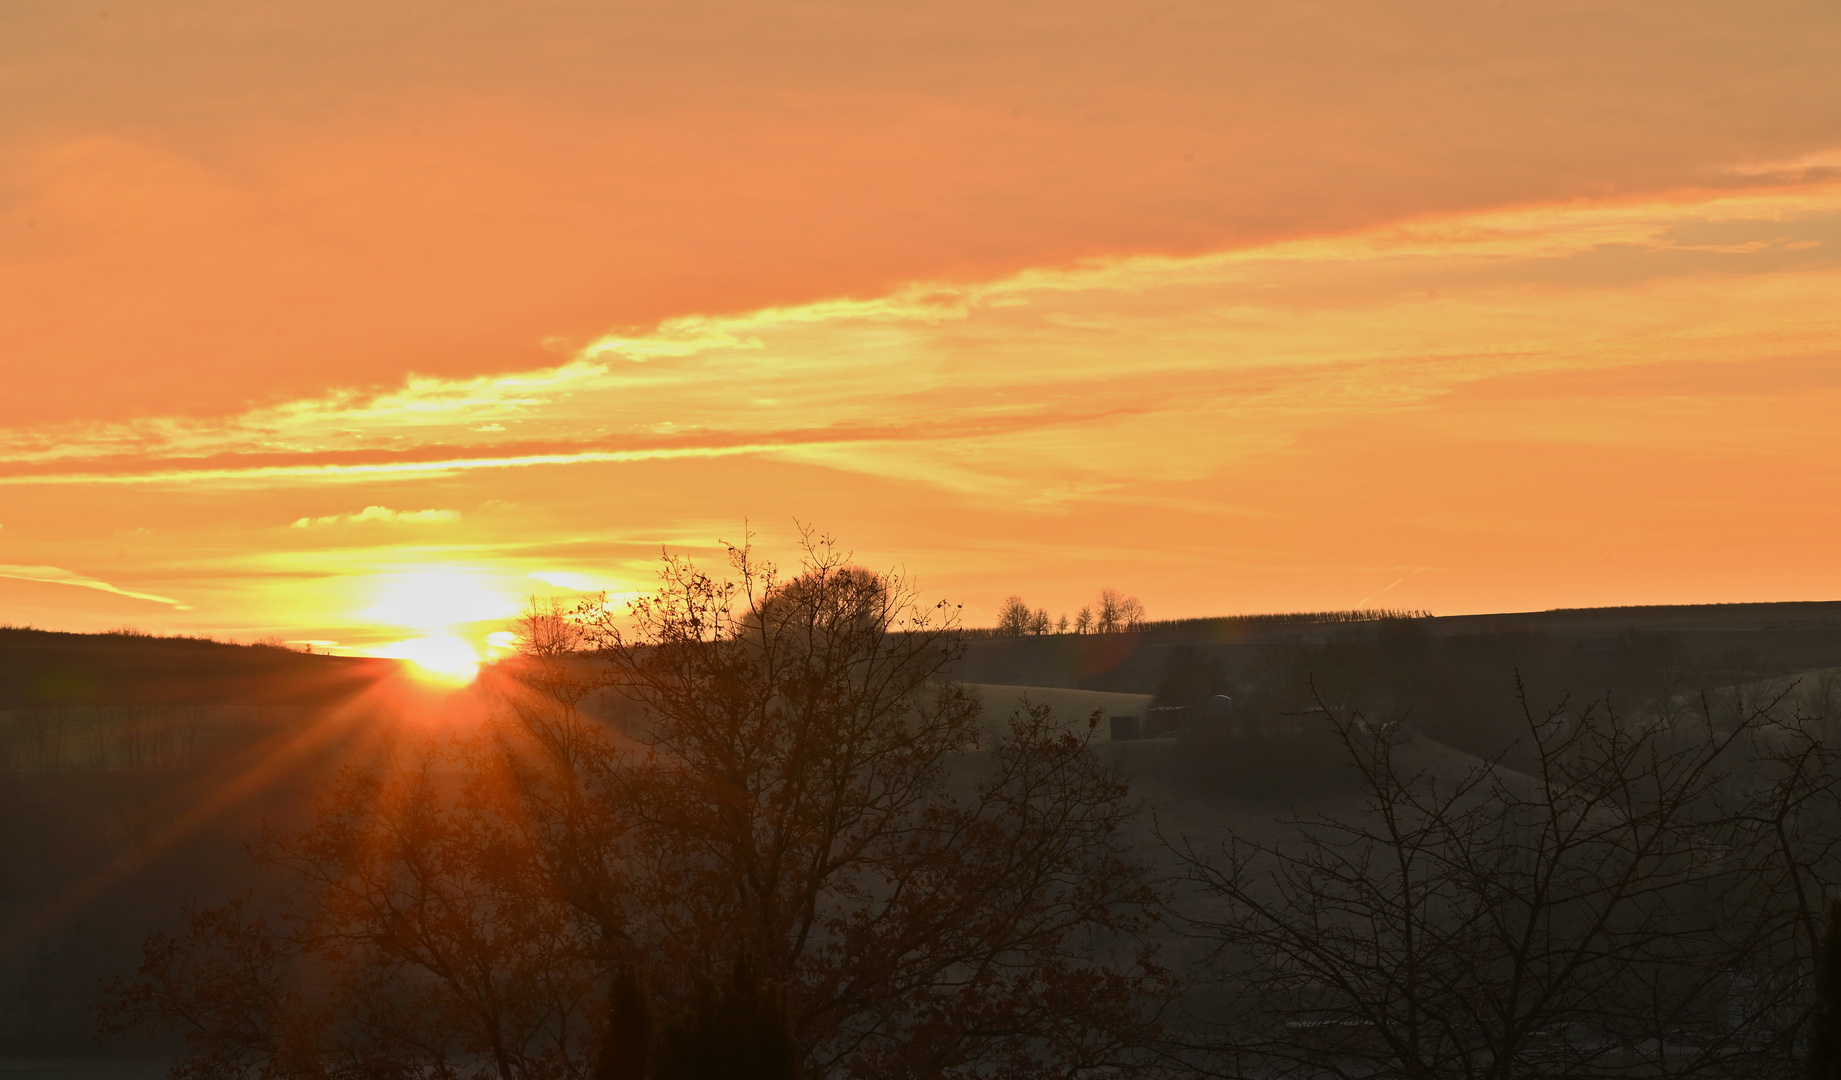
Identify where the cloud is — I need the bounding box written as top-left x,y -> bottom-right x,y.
290,506 -> 460,527
12,0 -> 1841,436
579,318 -> 764,360
0,564 -> 188,607
282,361 -> 611,423
528,570 -> 611,591
0,443 -> 791,487
2,179 -> 1840,502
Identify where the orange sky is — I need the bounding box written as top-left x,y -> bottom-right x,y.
4,0 -> 1841,656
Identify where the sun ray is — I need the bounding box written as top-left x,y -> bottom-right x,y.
0,664 -> 481,956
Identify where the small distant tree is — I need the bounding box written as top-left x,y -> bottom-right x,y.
1095,590 -> 1145,634
997,594 -> 1033,637
1057,613 -> 1070,634
518,594 -> 588,657
510,594 -> 607,709
1076,607 -> 1094,634
1096,590 -> 1121,633
1030,607 -> 1052,635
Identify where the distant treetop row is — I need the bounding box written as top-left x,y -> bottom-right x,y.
992,588 -> 1145,637
977,596 -> 1432,638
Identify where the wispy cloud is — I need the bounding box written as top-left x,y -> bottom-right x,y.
0,564 -> 188,608
291,506 -> 460,527
0,442 -> 831,487
527,570 -> 621,592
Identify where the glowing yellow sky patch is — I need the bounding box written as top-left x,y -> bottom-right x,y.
360,570 -> 520,632
527,570 -> 615,591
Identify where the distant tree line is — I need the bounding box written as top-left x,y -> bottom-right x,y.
995,587 -> 1145,637
986,603 -> 1434,641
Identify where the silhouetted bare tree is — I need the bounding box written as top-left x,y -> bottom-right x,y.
1166,683 -> 1841,1080
1095,589 -> 1145,634
996,595 -> 1033,637
564,531 -> 1171,1079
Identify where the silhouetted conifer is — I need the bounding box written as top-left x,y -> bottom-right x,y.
1812,899 -> 1841,1080
656,960 -> 798,1080
596,963 -> 651,1080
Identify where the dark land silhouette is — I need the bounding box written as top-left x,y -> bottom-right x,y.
3,599 -> 1841,1070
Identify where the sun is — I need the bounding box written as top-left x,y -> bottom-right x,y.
352,568 -> 515,685
383,634 -> 482,686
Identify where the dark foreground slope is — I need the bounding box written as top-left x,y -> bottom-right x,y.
0,627 -> 389,709
954,601 -> 1841,692
0,631 -> 420,1057
956,600 -> 1841,770
5,604 -> 1841,1058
